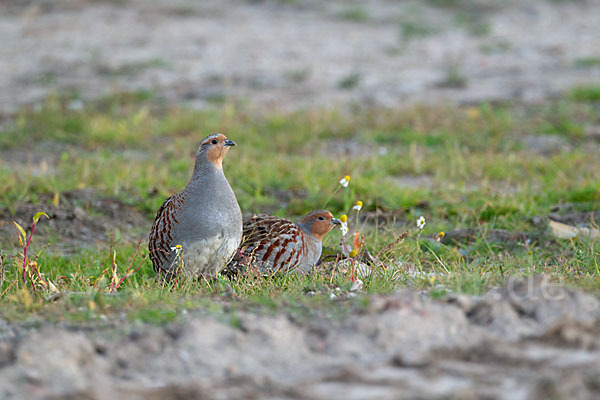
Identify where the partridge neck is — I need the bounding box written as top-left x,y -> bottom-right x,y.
297,222 -> 320,243
187,159 -> 224,189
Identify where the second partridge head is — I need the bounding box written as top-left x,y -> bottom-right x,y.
296,210 -> 341,241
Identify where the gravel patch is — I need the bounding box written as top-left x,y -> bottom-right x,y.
1,0 -> 599,113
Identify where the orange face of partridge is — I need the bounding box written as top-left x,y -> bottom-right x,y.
300,210 -> 341,241
202,133 -> 236,170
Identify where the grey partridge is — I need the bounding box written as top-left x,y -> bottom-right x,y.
227,210 -> 341,275
148,133 -> 242,280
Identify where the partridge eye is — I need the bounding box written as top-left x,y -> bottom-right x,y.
317,216 -> 325,221
211,139 -> 218,145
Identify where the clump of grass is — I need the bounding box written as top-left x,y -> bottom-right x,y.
397,5 -> 439,43
571,85 -> 600,102
338,7 -> 368,23
338,72 -> 361,90
479,40 -> 511,54
574,57 -> 600,68
455,11 -> 490,36
426,0 -> 461,7
95,58 -> 169,77
0,252 -> 6,294
438,63 -> 467,88
399,20 -> 437,41
284,68 -> 311,84
104,231 -> 146,292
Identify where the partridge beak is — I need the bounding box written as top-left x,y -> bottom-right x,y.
224,139 -> 236,147
331,218 -> 342,225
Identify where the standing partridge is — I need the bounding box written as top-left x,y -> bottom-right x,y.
227,210 -> 341,274
148,133 -> 242,279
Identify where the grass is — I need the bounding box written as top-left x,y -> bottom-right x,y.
398,5 -> 438,42
338,72 -> 361,90
574,57 -> 600,68
337,7 -> 368,23
454,11 -> 490,36
479,40 -> 511,54
399,20 -> 437,41
571,85 -> 600,102
95,58 -> 169,77
438,63 -> 468,88
1,87 -> 600,325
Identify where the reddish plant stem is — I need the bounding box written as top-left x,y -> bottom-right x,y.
32,253 -> 48,287
21,221 -> 37,283
30,263 -> 47,288
108,239 -> 144,292
0,253 -> 5,291
113,265 -> 142,290
110,230 -> 117,281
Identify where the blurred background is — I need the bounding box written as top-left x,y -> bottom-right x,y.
2,0 -> 600,113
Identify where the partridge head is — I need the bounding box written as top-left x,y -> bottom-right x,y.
227,209 -> 341,275
148,133 -> 243,280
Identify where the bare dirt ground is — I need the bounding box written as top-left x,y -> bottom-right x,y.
1,277 -> 600,399
0,189 -> 150,254
2,0 -> 600,398
1,0 -> 600,114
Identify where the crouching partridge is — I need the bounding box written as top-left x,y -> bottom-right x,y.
149,133 -> 242,279
227,210 -> 340,275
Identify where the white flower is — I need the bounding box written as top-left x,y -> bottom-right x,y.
340,222 -> 348,236
339,175 -> 350,188
352,200 -> 363,211
171,244 -> 183,254
417,216 -> 426,229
